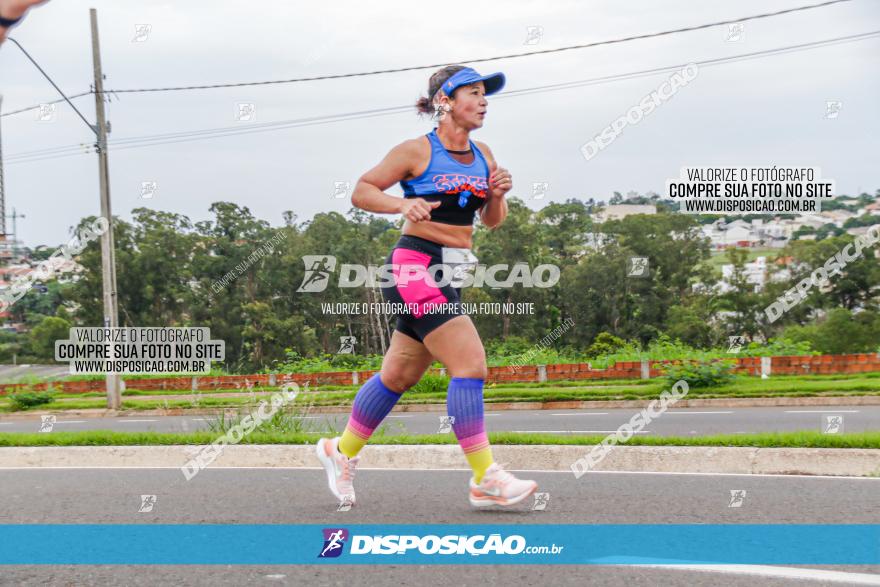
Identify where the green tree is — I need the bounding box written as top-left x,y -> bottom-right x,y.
716,248 -> 773,339
473,198 -> 552,341
28,315 -> 72,360
782,308 -> 880,354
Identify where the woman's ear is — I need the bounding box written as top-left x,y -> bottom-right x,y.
432,98 -> 452,121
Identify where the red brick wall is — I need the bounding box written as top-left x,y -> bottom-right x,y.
1,353 -> 878,396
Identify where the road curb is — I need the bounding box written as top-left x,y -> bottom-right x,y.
2,395 -> 879,420
1,445 -> 878,477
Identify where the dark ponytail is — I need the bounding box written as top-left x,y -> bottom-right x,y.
415,64 -> 467,116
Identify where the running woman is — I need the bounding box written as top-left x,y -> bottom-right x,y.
316,65 -> 538,508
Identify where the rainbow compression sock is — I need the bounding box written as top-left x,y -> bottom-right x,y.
447,377 -> 494,483
338,373 -> 403,458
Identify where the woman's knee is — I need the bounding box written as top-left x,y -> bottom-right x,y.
379,369 -> 420,393
448,359 -> 488,380
445,336 -> 488,379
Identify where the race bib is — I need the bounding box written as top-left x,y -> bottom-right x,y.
441,247 -> 479,288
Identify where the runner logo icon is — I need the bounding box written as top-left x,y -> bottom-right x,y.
318,528 -> 349,558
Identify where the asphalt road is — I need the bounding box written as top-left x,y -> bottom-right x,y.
0,364 -> 68,382
0,467 -> 877,585
2,405 -> 877,436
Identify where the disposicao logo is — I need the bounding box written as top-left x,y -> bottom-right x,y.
319,530 -> 531,556
318,528 -> 348,558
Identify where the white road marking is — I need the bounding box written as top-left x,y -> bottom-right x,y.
115,419 -> 157,423
636,564 -> 880,585
390,414 -> 496,418
785,410 -> 861,413
511,430 -> 651,434
582,470 -> 880,480
0,467 -> 878,479
663,411 -> 733,415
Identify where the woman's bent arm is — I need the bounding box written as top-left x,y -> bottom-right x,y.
351,140 -> 421,214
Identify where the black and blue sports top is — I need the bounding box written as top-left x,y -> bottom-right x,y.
399,128 -> 490,226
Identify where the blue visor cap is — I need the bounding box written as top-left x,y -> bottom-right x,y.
441,67 -> 506,97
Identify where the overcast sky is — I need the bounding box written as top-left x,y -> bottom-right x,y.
1,0 -> 878,247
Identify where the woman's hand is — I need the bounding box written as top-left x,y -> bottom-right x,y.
488,167 -> 512,199
400,198 -> 442,223
0,0 -> 49,45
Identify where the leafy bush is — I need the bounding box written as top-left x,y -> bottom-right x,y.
60,367 -> 230,382
782,309 -> 880,355
585,332 -> 627,358
8,391 -> 55,411
409,373 -> 450,394
661,359 -> 736,388
273,350 -> 384,374
483,336 -> 533,357
739,337 -> 817,357
588,335 -> 721,369
490,347 -> 581,368
206,390 -> 335,436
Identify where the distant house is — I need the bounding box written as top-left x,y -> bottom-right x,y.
720,256 -> 768,292
0,265 -> 33,287
715,225 -> 760,248
593,204 -> 657,223
755,219 -> 789,238
819,209 -> 856,227
701,224 -> 723,248
752,219 -> 791,248
727,225 -> 755,247
702,219 -> 763,249
789,215 -> 826,233
846,224 -> 880,238
725,219 -> 751,231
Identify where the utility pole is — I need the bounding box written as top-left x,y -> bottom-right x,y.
6,208 -> 25,260
1,96 -> 23,264
90,8 -> 121,409
0,95 -> 6,240
6,14 -> 122,408
0,94 -> 9,265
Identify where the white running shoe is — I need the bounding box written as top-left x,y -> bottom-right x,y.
316,436 -> 360,505
469,462 -> 538,507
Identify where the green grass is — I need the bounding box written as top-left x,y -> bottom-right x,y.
70,386 -> 285,398
3,374 -> 880,412
705,247 -> 778,272
0,430 -> 877,449
44,369 -> 232,382
16,377 -> 660,397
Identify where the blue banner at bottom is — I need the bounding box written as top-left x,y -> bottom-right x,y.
0,524 -> 878,565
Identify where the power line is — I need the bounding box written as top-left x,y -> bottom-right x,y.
5,106 -> 414,163
4,39 -> 96,133
6,29 -> 877,165
0,90 -> 91,118
103,0 -> 855,94
0,0 -> 856,116
501,29 -> 880,98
